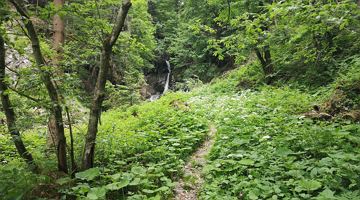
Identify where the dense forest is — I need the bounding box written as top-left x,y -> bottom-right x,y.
0,0 -> 360,199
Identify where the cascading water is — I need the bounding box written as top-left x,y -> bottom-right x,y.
149,60 -> 171,101
163,60 -> 171,93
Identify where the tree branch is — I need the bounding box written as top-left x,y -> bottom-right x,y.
109,0 -> 132,47
8,86 -> 44,104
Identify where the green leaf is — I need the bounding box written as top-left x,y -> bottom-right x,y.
316,188 -> 335,199
239,159 -> 255,166
131,166 -> 146,175
148,194 -> 161,200
110,173 -> 121,181
142,189 -> 155,194
106,179 -> 130,191
298,180 -> 322,191
75,168 -> 100,181
129,177 -> 141,186
87,187 -> 106,200
275,147 -> 293,156
56,177 -> 72,185
156,186 -> 169,192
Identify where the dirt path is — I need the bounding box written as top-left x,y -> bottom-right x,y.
174,124 -> 217,200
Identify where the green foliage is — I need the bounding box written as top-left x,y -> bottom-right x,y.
76,168 -> 101,181
198,62 -> 264,95
104,82 -> 141,110
62,92 -> 208,199
189,70 -> 360,199
167,0 -> 360,85
334,56 -> 360,107
63,0 -> 155,108
0,160 -> 48,200
1,0 -> 360,200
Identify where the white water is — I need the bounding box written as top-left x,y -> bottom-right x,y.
163,60 -> 171,93
149,93 -> 160,102
148,60 -> 171,102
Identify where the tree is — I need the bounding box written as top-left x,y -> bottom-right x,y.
0,33 -> 38,172
53,0 -> 65,61
47,0 -> 65,151
82,0 -> 132,170
9,0 -> 68,173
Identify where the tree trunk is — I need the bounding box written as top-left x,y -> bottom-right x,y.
0,34 -> 38,171
255,46 -> 274,84
53,0 -> 65,60
82,0 -> 132,170
263,45 -> 274,76
47,114 -> 58,149
10,0 -> 68,173
48,0 -> 65,149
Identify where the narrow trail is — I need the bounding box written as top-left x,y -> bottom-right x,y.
174,124 -> 217,200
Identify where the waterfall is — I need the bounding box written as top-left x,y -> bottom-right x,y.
163,60 -> 171,93
149,93 -> 160,101
148,60 -> 171,102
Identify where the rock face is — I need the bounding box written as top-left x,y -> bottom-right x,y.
5,45 -> 32,81
341,110 -> 360,121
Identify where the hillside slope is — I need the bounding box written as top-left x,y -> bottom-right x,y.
1,62 -> 360,200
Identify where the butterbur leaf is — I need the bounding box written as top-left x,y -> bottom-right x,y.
87,187 -> 106,200
75,168 -> 100,181
129,178 -> 141,186
110,173 -> 121,181
142,189 -> 155,194
72,183 -> 90,194
156,186 -> 169,192
56,177 -> 72,185
131,166 -> 146,175
239,159 -> 255,166
248,190 -> 259,200
106,179 -> 130,191
275,147 -> 293,156
298,180 -> 322,191
149,194 -> 161,200
316,188 -> 335,199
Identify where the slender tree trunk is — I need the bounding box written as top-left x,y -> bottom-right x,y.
53,0 -> 65,60
255,47 -> 267,68
263,45 -> 274,76
48,0 -> 65,149
82,0 -> 132,170
0,34 -> 38,171
65,107 -> 77,176
10,0 -> 68,173
254,1 -> 274,84
255,46 -> 274,83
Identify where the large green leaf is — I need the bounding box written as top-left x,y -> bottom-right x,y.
87,187 -> 107,200
239,159 -> 255,166
297,180 -> 322,191
131,166 -> 146,175
106,179 -> 130,191
315,188 -> 336,200
75,168 -> 101,181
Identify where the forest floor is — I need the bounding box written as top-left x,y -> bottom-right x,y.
1,66 -> 360,200
174,124 -> 217,200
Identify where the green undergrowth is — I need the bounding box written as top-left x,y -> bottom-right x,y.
190,67 -> 360,199
1,62 -> 360,200
62,92 -> 209,199
0,92 -> 209,199
0,127 -> 56,199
